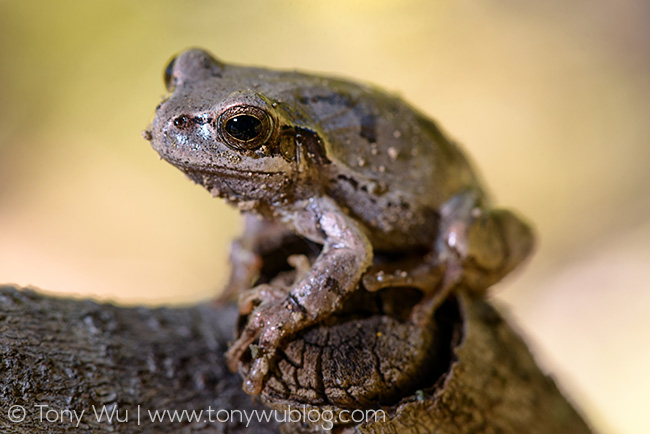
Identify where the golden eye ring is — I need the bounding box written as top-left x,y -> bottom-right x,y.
217,105 -> 274,151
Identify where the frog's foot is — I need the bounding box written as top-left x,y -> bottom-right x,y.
226,296 -> 306,394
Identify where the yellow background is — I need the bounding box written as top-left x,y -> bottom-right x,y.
1,1 -> 648,432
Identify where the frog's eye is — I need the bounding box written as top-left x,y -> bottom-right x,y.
218,105 -> 274,151
164,55 -> 177,92
225,115 -> 262,141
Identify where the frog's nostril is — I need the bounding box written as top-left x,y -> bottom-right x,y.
173,115 -> 190,128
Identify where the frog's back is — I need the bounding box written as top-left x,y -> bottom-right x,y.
241,66 -> 484,249
296,77 -> 479,203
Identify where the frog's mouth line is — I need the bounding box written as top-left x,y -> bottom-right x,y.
172,162 -> 286,178
162,158 -> 286,177
179,164 -> 293,202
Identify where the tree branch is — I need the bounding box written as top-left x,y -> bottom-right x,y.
0,285 -> 591,433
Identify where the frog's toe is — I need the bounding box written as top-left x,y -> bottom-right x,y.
230,301 -> 293,394
243,355 -> 270,395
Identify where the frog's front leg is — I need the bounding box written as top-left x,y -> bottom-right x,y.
226,196 -> 373,395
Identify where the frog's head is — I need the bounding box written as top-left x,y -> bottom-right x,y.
145,49 -> 313,206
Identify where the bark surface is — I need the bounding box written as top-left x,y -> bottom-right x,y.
0,285 -> 592,433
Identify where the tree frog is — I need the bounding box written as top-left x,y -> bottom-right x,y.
144,49 -> 534,396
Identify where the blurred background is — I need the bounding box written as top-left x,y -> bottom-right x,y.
1,1 -> 648,432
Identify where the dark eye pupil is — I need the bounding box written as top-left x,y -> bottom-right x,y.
225,115 -> 263,142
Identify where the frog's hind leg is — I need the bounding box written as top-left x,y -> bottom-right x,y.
360,190 -> 494,297
362,189 -> 534,325
421,192 -> 534,322
362,253 -> 445,294
437,190 -> 535,295
361,251 -> 459,326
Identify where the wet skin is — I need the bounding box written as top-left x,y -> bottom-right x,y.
145,49 -> 534,395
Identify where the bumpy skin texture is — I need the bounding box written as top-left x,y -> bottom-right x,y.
145,48 -> 535,396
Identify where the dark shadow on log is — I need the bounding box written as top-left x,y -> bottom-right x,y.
0,286 -> 592,433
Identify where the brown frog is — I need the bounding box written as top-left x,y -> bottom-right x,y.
144,48 -> 534,396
